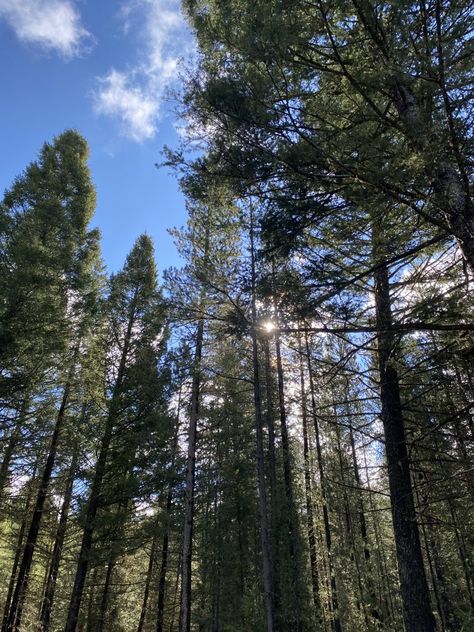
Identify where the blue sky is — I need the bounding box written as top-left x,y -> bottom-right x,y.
0,0 -> 194,273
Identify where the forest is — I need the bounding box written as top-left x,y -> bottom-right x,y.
1,1 -> 473,631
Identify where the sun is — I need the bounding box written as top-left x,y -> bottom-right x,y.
261,320 -> 276,333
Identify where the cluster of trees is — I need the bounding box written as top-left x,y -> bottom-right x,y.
1,1 -> 474,631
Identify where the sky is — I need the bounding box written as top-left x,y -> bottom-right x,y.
0,0 -> 195,273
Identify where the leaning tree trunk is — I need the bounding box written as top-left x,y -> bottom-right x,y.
136,535 -> 156,632
39,444 -> 79,631
64,296 -> 137,632
1,462 -> 38,632
373,251 -> 435,632
5,358 -> 76,632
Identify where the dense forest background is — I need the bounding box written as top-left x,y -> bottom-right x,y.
1,1 -> 474,631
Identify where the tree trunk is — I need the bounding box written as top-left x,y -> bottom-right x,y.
305,334 -> 342,632
391,79 -> 474,274
0,399 -> 28,508
249,208 -> 275,632
64,297 -> 137,632
273,327 -> 301,630
96,560 -> 115,632
157,402 -> 181,632
1,463 -> 37,632
297,338 -> 321,621
346,402 -> 381,623
5,372 -> 74,632
136,537 -> 156,632
179,315 -> 204,632
178,210 -> 211,632
373,255 -> 435,632
40,445 -> 79,631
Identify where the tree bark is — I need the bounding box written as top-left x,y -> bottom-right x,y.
96,559 -> 115,632
305,334 -> 342,632
5,369 -> 74,632
1,463 -> 37,632
249,208 -> 275,632
0,398 -> 28,508
40,445 -> 79,631
373,255 -> 435,632
64,296 -> 137,632
297,338 -> 321,622
179,315 -> 204,632
273,327 -> 301,630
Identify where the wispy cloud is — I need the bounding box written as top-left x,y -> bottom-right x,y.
0,0 -> 92,57
93,0 -> 194,142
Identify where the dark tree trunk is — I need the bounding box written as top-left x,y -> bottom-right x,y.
263,339 -> 277,515
65,297 -> 137,632
136,537 -> 156,632
96,560 -> 115,632
5,375 -> 73,632
297,338 -> 321,621
40,445 -> 79,631
249,209 -> 275,632
1,464 -> 37,632
373,256 -> 435,632
391,79 -> 474,275
305,334 -> 342,632
179,315 -> 204,632
179,220 -> 209,632
0,399 -> 28,508
273,328 -> 301,630
157,404 -> 181,632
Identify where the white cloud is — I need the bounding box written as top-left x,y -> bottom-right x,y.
95,69 -> 159,142
93,0 -> 194,142
0,0 -> 92,57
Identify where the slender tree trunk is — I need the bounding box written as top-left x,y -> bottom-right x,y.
346,402 -> 381,623
179,212 -> 210,632
0,399 -> 28,507
157,403 -> 181,632
5,368 -> 75,632
305,334 -> 342,632
446,498 -> 474,609
1,463 -> 37,632
64,421 -> 112,631
297,338 -> 321,621
262,338 -> 281,620
179,315 -> 204,632
263,339 -> 277,515
85,569 -> 98,632
333,409 -> 369,628
136,537 -> 156,632
64,297 -> 137,632
96,559 -> 115,632
169,548 -> 182,632
39,445 -> 79,631
373,253 -> 435,632
362,447 -> 396,625
273,326 -> 301,630
249,208 -> 275,632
